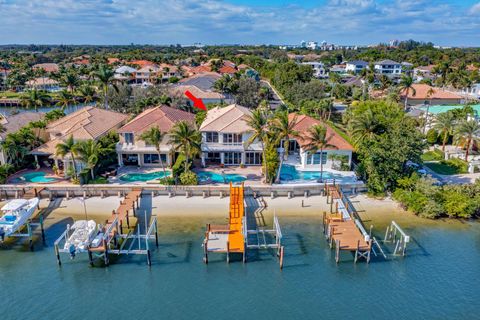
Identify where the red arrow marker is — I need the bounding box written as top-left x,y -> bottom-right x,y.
184,90 -> 206,111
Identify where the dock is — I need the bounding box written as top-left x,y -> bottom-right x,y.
323,184 -> 372,263
203,183 -> 284,268
104,187 -> 142,232
54,188 -> 160,267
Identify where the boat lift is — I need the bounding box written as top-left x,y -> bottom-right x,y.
383,221 -> 410,256
242,210 -> 284,268
54,215 -> 159,267
0,202 -> 45,251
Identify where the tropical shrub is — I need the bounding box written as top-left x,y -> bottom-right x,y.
393,174 -> 480,219
179,170 -> 198,185
0,164 -> 14,184
426,128 -> 439,145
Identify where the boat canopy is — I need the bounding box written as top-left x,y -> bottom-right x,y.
2,199 -> 28,211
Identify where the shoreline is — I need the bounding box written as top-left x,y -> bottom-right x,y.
5,193 -> 471,236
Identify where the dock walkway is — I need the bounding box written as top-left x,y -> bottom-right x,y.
323,185 -> 372,263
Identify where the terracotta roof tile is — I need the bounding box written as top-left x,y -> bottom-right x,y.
289,113 -> 353,151
401,84 -> 462,100
200,104 -> 252,133
118,105 -> 195,134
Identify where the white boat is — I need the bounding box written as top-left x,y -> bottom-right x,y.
0,198 -> 39,239
63,220 -> 98,255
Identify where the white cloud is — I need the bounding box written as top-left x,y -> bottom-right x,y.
0,0 -> 479,45
470,2 -> 480,15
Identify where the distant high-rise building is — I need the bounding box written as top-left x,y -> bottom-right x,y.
300,40 -> 307,48
307,41 -> 318,50
389,39 -> 399,47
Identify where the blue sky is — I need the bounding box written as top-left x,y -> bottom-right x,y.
0,0 -> 479,46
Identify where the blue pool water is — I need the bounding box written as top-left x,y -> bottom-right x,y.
197,171 -> 246,184
11,171 -> 57,183
280,164 -> 352,183
119,171 -> 170,182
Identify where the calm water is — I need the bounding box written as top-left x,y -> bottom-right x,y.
0,103 -> 90,116
197,171 -> 247,184
0,198 -> 479,319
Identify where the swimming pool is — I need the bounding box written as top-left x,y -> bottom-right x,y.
11,171 -> 58,183
119,171 -> 171,182
197,171 -> 246,184
279,164 -> 354,184
419,104 -> 480,115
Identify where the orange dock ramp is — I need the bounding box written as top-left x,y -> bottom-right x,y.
227,182 -> 245,253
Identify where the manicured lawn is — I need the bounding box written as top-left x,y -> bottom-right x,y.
424,160 -> 468,175
421,149 -> 444,161
0,91 -> 22,99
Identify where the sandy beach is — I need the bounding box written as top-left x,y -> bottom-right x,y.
1,192 -> 468,240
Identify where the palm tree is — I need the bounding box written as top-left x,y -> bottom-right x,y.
56,90 -> 74,111
169,121 -> 202,174
303,124 -> 337,182
93,64 -> 117,109
378,74 -> 391,91
399,75 -> 416,111
73,140 -> 103,180
78,85 -> 96,104
140,127 -> 167,177
423,87 -> 436,134
272,111 -> 298,160
20,89 -> 50,112
60,72 -> 80,93
454,120 -> 480,162
434,112 -> 456,151
245,109 -> 270,182
55,135 -> 78,178
348,108 -> 380,147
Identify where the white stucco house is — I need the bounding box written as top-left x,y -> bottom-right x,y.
199,104 -> 263,166
345,60 -> 369,74
374,60 -> 402,77
284,113 -> 354,170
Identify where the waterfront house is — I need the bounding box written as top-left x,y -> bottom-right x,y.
0,112 -> 45,165
114,66 -> 136,82
25,77 -> 60,91
284,113 -> 354,170
158,63 -> 181,81
30,106 -> 128,175
116,105 -> 195,167
199,104 -> 263,167
134,64 -> 160,85
32,63 -> 60,74
302,62 -> 328,78
329,64 -> 347,75
170,84 -> 231,105
460,83 -> 480,100
401,84 -> 463,106
413,65 -> 436,82
345,60 -> 368,74
374,59 -> 402,77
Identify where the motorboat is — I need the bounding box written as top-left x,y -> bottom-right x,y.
0,198 -> 39,240
63,220 -> 98,257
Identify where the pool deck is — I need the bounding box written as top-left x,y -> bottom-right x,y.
7,168 -> 68,185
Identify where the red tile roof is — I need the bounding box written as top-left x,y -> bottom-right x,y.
118,105 -> 195,134
401,84 -> 462,100
219,65 -> 237,74
289,113 -> 354,151
128,60 -> 156,68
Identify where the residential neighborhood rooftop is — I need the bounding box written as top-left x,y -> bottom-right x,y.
118,105 -> 195,134
289,113 -> 354,151
200,104 -> 252,133
0,112 -> 45,139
